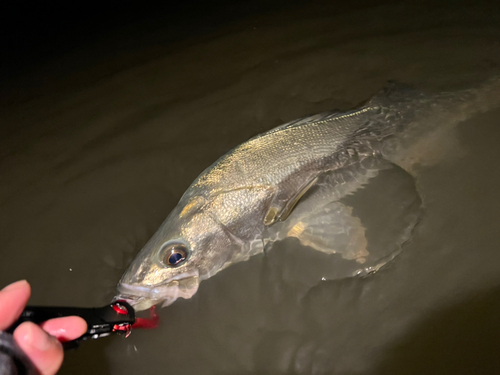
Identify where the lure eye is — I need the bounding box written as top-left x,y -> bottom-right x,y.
164,244 -> 189,267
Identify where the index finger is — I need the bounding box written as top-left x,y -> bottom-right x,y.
0,280 -> 31,331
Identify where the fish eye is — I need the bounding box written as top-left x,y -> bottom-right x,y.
163,243 -> 189,267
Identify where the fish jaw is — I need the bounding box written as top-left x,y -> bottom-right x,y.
115,271 -> 200,311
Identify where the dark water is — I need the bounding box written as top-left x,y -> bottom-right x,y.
1,1 -> 500,374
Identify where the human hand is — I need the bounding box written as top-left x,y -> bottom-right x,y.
0,280 -> 87,375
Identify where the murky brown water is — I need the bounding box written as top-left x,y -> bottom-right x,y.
1,1 -> 500,374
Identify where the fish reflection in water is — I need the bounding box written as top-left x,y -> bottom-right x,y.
115,79 -> 500,311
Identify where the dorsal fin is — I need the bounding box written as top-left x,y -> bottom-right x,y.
366,80 -> 428,108
268,110 -> 342,133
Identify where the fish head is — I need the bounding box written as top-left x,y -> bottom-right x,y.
115,195 -> 244,311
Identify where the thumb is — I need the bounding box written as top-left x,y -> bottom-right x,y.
14,322 -> 64,375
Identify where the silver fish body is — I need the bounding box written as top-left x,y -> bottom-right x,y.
116,80 -> 498,311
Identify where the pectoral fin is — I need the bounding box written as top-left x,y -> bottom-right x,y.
264,206 -> 279,226
264,176 -> 319,226
279,177 -> 319,222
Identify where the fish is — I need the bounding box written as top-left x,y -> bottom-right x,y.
115,79 -> 499,311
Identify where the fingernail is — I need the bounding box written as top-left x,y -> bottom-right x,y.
2,280 -> 28,292
22,323 -> 54,351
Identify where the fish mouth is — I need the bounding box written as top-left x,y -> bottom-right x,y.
114,271 -> 200,311
115,284 -> 163,311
